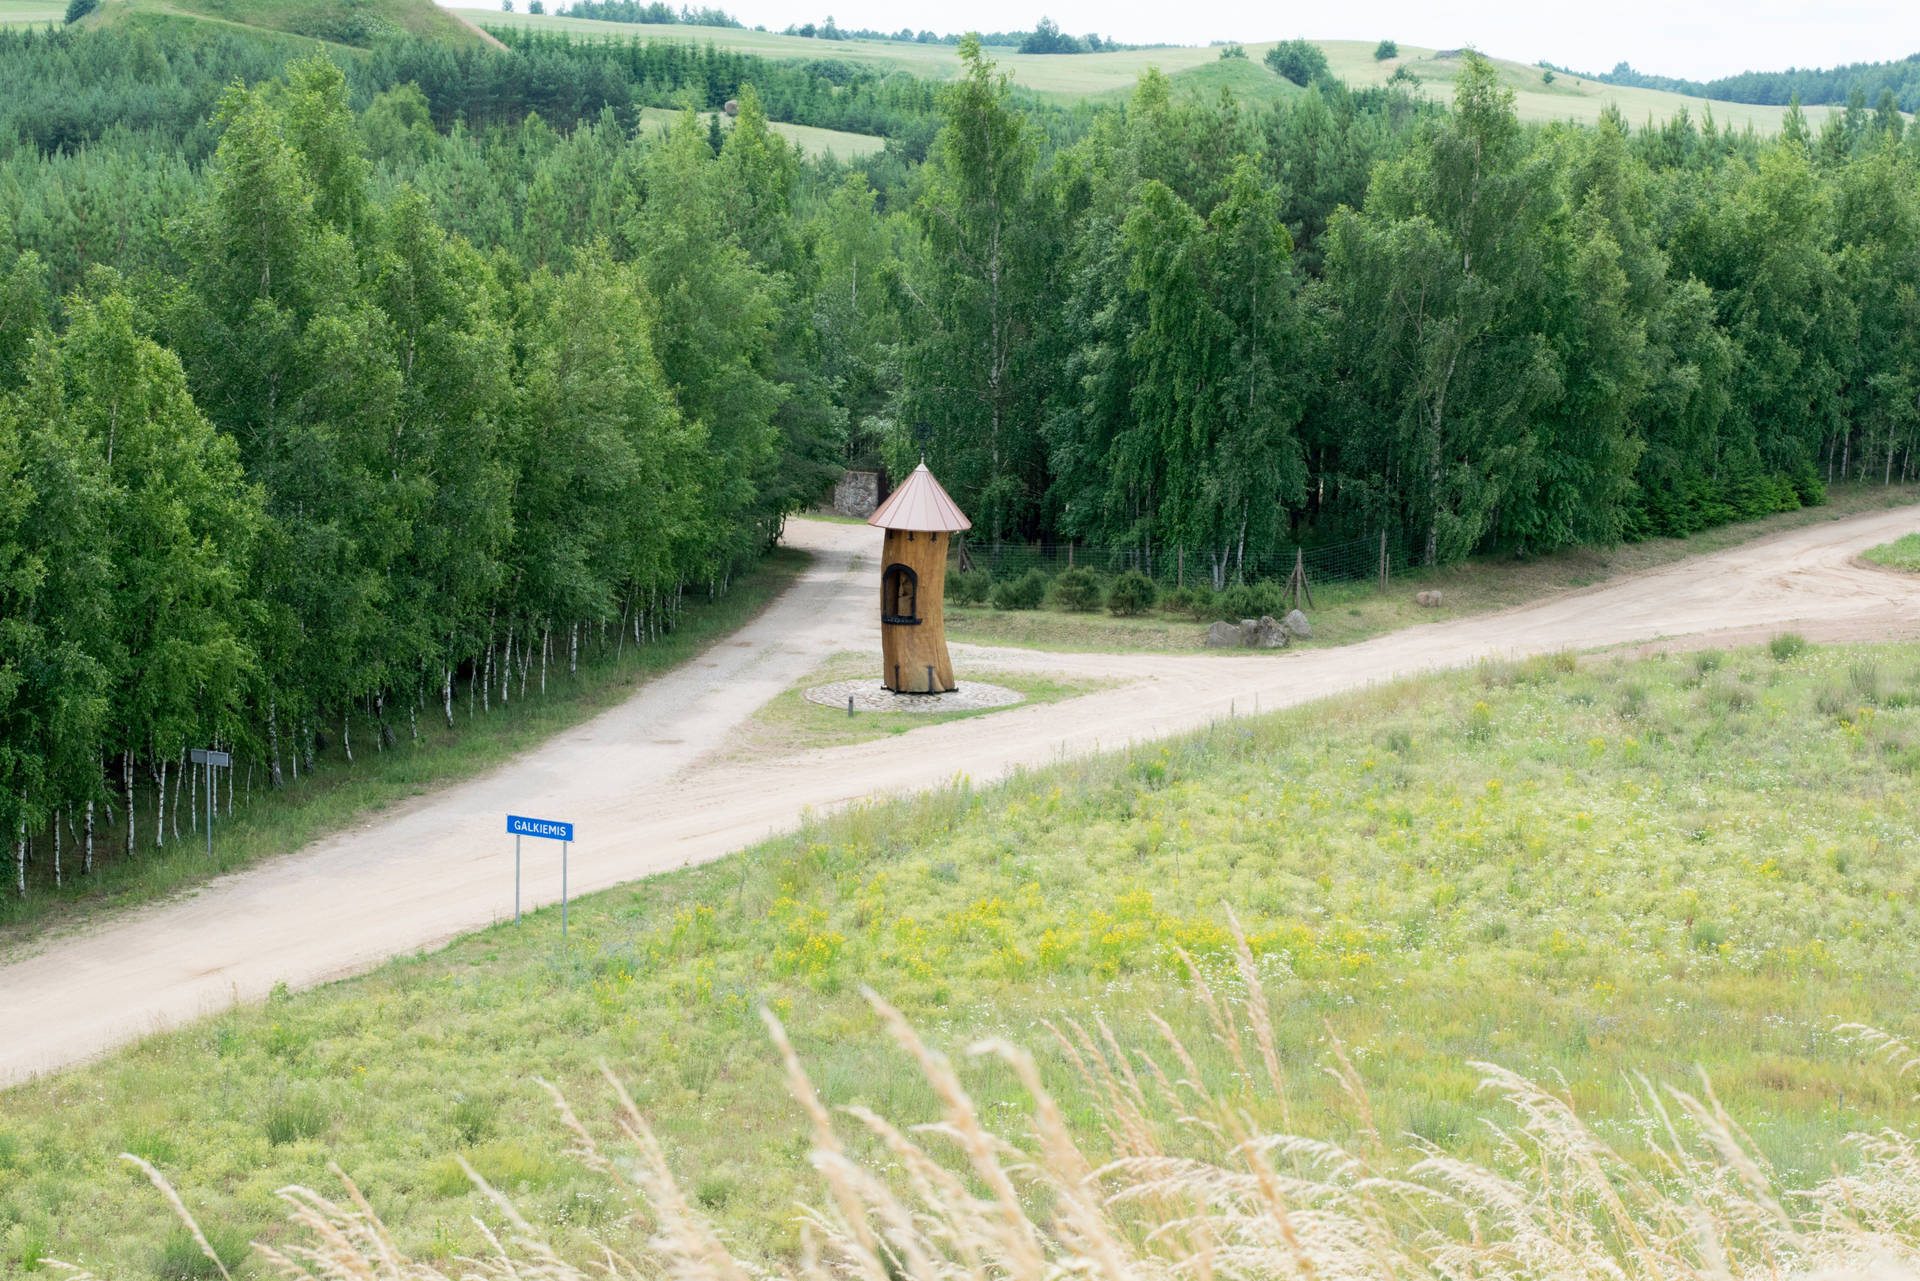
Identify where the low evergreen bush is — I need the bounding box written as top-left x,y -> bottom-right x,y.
1106,570 -> 1158,616
990,569 -> 1049,610
1049,567 -> 1103,612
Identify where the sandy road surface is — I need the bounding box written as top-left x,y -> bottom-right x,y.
3,507 -> 1917,1085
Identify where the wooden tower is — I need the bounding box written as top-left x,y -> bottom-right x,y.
867,462 -> 971,693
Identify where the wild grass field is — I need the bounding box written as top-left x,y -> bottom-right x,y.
6,636 -> 1918,1275
633,106 -> 885,159
0,0 -> 63,26
461,9 -> 1843,130
945,484 -> 1920,654
0,551 -> 804,948
1866,530 -> 1920,573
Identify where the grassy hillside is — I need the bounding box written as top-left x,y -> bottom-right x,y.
6,638 -> 1917,1273
46,0 -> 495,47
460,8 -> 1842,131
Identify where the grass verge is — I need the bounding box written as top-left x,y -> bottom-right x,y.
1864,530 -> 1920,573
0,549 -> 806,952
6,637 -> 1918,1274
946,483 -> 1920,653
712,651 -> 1108,762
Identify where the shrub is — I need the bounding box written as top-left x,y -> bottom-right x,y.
1849,657 -> 1883,704
1049,567 -> 1102,612
1374,38 -> 1398,59
451,1093 -> 497,1145
989,569 -> 1048,610
1691,648 -> 1725,677
949,569 -> 991,605
262,1088 -> 330,1145
1215,581 -> 1283,621
1218,42 -> 1247,59
64,0 -> 96,22
154,1223 -> 250,1281
1264,38 -> 1330,86
1105,570 -> 1158,616
1769,631 -> 1809,661
1159,585 -> 1195,616
1617,683 -> 1648,720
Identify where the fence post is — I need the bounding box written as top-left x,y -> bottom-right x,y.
1177,545 -> 1184,590
1379,529 -> 1389,594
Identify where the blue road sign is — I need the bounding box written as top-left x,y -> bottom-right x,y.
507,814 -> 574,842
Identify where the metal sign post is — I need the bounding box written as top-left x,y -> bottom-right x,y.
189,748 -> 230,860
506,814 -> 576,936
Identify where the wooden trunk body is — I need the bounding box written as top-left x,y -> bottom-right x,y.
879,528 -> 954,692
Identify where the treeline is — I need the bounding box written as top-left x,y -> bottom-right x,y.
559,2 -> 743,26
893,45 -> 1920,574
0,21 -> 955,166
1,59 -> 871,892
771,16 -> 1136,50
1578,53 -> 1920,112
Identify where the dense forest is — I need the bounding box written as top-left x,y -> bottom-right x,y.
1576,53 -> 1920,112
4,16 -> 1920,895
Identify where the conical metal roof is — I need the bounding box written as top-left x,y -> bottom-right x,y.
867,462 -> 972,532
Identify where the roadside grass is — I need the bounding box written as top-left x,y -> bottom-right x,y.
946,483 -> 1920,654
1864,530 -> 1920,573
714,650 -> 1107,762
0,550 -> 806,952
7,638 -> 1919,1274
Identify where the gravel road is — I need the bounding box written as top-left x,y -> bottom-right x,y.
1,506 -> 1915,1085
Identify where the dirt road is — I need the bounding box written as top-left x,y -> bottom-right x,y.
2,506 -> 1916,1084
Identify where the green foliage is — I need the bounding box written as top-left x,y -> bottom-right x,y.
1047,566 -> 1102,611
1770,631 -> 1811,660
1104,569 -> 1157,615
1217,43 -> 1246,61
1214,580 -> 1284,620
1264,38 -> 1330,87
989,568 -> 1049,610
948,569 -> 992,605
63,0 -> 95,22
1374,39 -> 1397,61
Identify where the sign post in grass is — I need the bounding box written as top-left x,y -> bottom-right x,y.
188,748 -> 230,861
506,813 -> 575,935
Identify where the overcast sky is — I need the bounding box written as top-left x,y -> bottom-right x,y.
540,0 -> 1920,82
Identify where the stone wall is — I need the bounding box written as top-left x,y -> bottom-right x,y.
832,468 -> 883,518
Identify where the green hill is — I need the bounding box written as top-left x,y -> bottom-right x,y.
462,8 -> 1847,132
65,0 -> 495,48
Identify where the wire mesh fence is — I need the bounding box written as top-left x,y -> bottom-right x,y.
956,531 -> 1416,591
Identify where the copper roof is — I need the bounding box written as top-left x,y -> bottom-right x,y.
867,463 -> 972,532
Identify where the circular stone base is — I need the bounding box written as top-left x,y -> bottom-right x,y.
803,678 -> 1025,713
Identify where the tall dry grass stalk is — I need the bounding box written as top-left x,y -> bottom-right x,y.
57,916 -> 1920,1281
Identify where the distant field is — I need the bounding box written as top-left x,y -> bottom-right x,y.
0,0 -> 64,26
635,104 -> 885,159
458,9 -> 1843,131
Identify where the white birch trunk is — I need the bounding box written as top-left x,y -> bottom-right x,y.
155,759 -> 167,849
124,750 -> 135,857
343,713 -> 352,763
268,698 -> 284,789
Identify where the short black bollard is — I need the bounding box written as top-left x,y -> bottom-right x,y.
926,664 -> 934,693
847,693 -> 854,718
